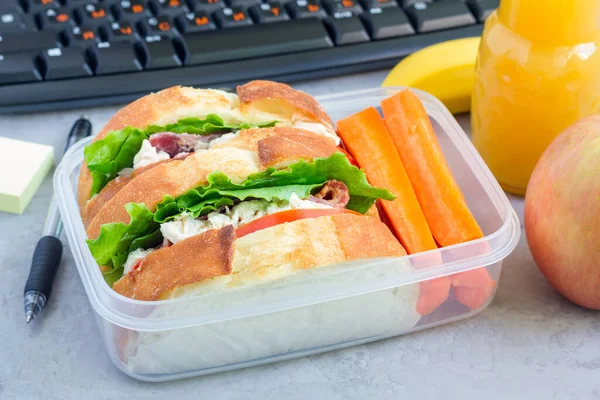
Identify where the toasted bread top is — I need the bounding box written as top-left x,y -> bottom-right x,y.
237,80 -> 334,130
257,129 -> 339,169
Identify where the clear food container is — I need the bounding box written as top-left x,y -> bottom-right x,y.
54,87 -> 520,382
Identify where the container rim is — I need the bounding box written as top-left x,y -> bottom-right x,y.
54,86 -> 520,331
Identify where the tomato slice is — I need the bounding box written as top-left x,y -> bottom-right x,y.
236,208 -> 357,238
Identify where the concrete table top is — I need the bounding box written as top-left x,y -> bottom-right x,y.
1,71 -> 599,400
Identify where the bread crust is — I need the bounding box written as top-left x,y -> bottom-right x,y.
257,129 -> 339,169
114,214 -> 404,300
84,159 -> 179,227
86,129 -> 338,238
78,82 -> 333,215
237,81 -> 334,130
112,225 -> 236,301
86,160 -> 182,239
84,177 -> 130,228
332,214 -> 406,259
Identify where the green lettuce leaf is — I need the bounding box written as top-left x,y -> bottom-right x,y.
187,197 -> 234,215
155,183 -> 322,223
130,228 -> 163,252
103,267 -> 125,287
83,115 -> 277,196
84,127 -> 147,196
146,116 -> 276,135
156,153 -> 394,218
154,196 -> 236,223
86,203 -> 159,269
109,253 -> 128,273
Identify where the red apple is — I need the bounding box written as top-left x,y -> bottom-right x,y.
524,116 -> 600,309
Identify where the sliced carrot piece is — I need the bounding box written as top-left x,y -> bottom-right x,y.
381,89 -> 493,309
417,276 -> 452,315
337,107 -> 450,314
451,268 -> 494,288
452,268 -> 495,309
453,282 -> 496,310
381,90 -> 483,245
337,107 -> 436,254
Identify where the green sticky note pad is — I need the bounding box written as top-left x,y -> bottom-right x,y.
0,137 -> 54,214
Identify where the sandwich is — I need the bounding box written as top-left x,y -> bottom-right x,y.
80,81 -> 406,301
78,80 -> 339,224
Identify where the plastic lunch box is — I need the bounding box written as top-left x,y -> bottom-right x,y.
54,87 -> 520,382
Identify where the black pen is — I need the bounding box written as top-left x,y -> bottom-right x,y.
24,116 -> 92,324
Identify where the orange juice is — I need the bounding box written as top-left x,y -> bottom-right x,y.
471,0 -> 600,195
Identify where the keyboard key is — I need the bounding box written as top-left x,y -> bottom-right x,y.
112,0 -> 153,23
0,31 -> 59,53
175,10 -> 216,33
36,8 -> 75,31
188,0 -> 225,13
326,15 -> 368,45
76,3 -> 113,28
181,18 -> 332,65
138,15 -> 178,37
139,34 -> 183,69
405,1 -> 476,33
360,0 -> 397,9
63,25 -> 100,46
0,52 -> 42,84
87,41 -> 144,75
0,10 -> 32,33
38,47 -> 93,79
67,0 -> 101,4
399,0 -> 431,8
27,0 -> 62,13
323,0 -> 362,17
151,0 -> 189,17
229,0 -> 261,8
286,0 -> 327,19
213,7 -> 252,28
362,6 -> 414,39
250,2 -> 289,23
467,0 -> 498,22
103,20 -> 139,41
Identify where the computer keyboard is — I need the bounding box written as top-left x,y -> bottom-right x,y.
0,0 -> 498,113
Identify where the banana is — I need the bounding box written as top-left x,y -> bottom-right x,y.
382,37 -> 481,114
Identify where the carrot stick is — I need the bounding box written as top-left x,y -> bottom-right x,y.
337,107 -> 436,254
381,90 -> 483,245
381,89 -> 494,309
337,107 -> 450,314
451,268 -> 496,309
417,278 -> 451,315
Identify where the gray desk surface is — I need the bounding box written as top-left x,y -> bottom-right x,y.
1,71 -> 599,400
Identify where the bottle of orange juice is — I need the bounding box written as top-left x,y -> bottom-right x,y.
471,0 -> 600,195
